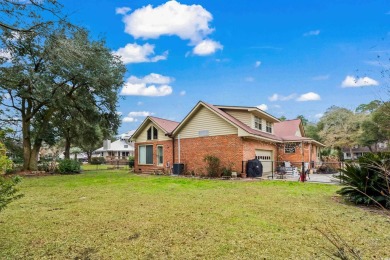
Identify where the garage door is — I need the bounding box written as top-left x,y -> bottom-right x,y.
255,150 -> 273,174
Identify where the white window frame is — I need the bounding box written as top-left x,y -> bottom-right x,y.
266,121 -> 272,133
138,144 -> 153,165
254,116 -> 262,131
156,145 -> 163,166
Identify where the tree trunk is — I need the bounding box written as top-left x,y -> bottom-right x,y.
64,138 -> 71,159
22,119 -> 32,171
87,151 -> 92,163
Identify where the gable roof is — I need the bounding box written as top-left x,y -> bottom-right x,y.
172,101 -> 283,142
151,116 -> 179,133
131,116 -> 180,140
214,105 -> 280,123
274,119 -> 303,137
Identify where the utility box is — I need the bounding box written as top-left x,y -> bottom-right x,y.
173,163 -> 184,175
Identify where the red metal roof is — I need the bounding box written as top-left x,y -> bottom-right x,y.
150,116 -> 179,134
273,119 -> 302,138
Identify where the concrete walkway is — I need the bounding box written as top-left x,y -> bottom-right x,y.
267,173 -> 341,184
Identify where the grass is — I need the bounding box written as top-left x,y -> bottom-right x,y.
0,171 -> 389,259
81,163 -> 130,171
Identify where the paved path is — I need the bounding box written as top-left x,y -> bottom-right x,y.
268,173 -> 341,184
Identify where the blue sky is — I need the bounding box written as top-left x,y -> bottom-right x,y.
62,0 -> 390,133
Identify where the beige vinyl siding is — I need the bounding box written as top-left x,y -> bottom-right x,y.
136,122 -> 171,142
223,109 -> 252,127
177,106 -> 237,138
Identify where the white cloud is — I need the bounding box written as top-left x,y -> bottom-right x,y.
256,104 -> 268,111
137,101 -> 143,106
303,30 -> 320,36
179,90 -> 186,96
2,93 -> 11,99
113,43 -> 168,64
193,39 -> 223,56
121,0 -> 214,43
245,77 -> 255,82
120,73 -> 174,97
121,83 -> 172,96
255,61 -> 261,68
312,75 -> 329,81
128,111 -> 154,117
116,7 -> 131,15
315,113 -> 323,118
127,73 -> 173,85
123,117 -> 138,123
116,111 -> 123,116
268,93 -> 296,102
296,92 -> 321,101
123,110 -> 154,123
341,75 -> 379,88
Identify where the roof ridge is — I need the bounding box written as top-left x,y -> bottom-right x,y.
149,116 -> 180,123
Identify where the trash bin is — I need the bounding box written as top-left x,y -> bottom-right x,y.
173,163 -> 184,175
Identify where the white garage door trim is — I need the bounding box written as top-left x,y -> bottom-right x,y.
255,149 -> 273,174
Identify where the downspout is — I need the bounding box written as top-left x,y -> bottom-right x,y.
172,136 -> 175,164
178,134 -> 181,163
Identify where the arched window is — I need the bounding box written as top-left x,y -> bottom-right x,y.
147,126 -> 158,140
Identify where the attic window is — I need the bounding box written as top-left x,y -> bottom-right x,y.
147,126 -> 158,140
124,145 -> 128,148
266,121 -> 272,133
254,116 -> 262,130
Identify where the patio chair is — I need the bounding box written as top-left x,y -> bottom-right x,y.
284,161 -> 297,176
274,166 -> 286,179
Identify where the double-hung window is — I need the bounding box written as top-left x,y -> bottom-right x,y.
254,116 -> 262,131
266,121 -> 272,133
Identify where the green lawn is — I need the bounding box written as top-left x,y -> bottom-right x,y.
0,171 -> 389,259
81,164 -> 130,171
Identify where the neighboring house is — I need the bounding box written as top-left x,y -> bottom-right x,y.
93,132 -> 135,160
342,142 -> 388,160
131,101 -> 325,177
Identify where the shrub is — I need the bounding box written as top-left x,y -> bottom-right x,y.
204,155 -> 221,177
58,159 -> 81,174
37,161 -> 50,172
336,152 -> 390,209
221,162 -> 234,177
128,156 -> 134,167
90,157 -> 105,165
0,176 -> 23,212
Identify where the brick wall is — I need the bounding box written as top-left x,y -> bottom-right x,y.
173,134 -> 243,175
242,138 -> 278,173
134,140 -> 173,173
278,142 -> 321,168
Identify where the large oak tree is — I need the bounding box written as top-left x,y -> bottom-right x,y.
0,26 -> 125,170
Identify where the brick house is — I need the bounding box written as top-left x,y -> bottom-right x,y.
131,101 -> 324,177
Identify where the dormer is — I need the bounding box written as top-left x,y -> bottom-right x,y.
215,105 -> 279,135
